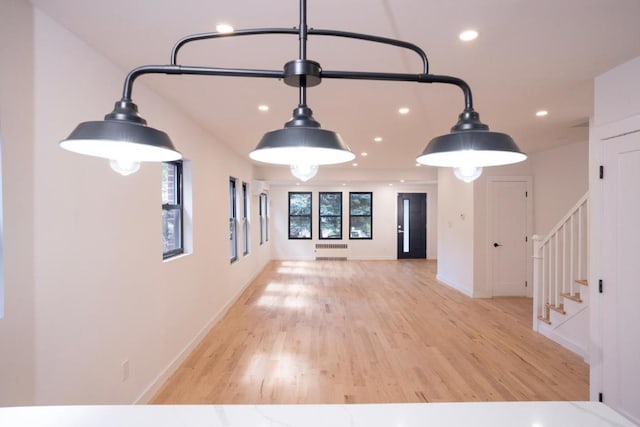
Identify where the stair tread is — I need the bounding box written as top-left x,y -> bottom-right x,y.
546,303 -> 566,315
561,292 -> 583,303
575,279 -> 588,286
538,315 -> 552,325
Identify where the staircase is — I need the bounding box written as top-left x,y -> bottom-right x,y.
532,192 -> 589,360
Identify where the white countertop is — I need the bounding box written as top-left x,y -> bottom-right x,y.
0,401 -> 636,427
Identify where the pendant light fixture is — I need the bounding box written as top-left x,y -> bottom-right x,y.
416,110 -> 527,182
61,100 -> 182,163
59,0 -> 526,179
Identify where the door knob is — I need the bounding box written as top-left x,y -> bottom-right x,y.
493,242 -> 502,248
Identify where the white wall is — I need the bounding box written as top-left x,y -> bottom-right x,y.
270,183 -> 437,261
5,6 -> 274,405
255,165 -> 439,184
593,56 -> 640,127
436,168 -> 475,295
0,0 -> 37,405
531,141 -> 589,235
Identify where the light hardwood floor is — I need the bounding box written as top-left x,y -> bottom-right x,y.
152,260 -> 588,404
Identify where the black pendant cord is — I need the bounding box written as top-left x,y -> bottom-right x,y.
299,0 -> 308,61
298,0 -> 308,109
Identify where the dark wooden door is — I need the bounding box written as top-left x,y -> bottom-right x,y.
397,193 -> 426,259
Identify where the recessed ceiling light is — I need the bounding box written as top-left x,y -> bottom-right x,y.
536,110 -> 549,117
400,179 -> 405,183
398,107 -> 410,115
389,183 -> 393,186
459,29 -> 478,42
374,136 -> 383,142
258,104 -> 269,112
216,23 -> 234,34
342,183 -> 347,186
361,152 -> 368,157
352,163 -> 358,167
416,163 -> 421,167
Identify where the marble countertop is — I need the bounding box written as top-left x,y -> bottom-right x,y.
0,401 -> 636,427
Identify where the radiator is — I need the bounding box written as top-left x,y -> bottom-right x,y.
314,243 -> 349,260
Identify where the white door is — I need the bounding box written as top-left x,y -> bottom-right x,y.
489,180 -> 528,296
602,131 -> 640,424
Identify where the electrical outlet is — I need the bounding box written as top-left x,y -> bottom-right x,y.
122,359 -> 130,382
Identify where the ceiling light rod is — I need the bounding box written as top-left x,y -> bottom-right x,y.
121,42 -> 469,109
60,0 -> 525,178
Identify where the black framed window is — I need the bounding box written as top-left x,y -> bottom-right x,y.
162,161 -> 183,258
230,178 -> 237,263
288,192 -> 312,239
349,192 -> 373,239
242,182 -> 249,256
319,192 -> 342,239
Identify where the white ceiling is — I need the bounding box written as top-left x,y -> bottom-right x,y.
31,0 -> 640,177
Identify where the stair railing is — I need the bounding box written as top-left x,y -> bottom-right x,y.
532,192 -> 589,330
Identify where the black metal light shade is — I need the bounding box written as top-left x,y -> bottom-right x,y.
417,110 -> 526,167
249,106 -> 355,165
60,100 -> 182,162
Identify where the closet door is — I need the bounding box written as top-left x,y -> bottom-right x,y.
602,130 -> 640,424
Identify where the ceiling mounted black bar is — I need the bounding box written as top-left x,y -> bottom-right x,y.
121,65 -> 284,100
170,28 -> 429,74
128,20 -> 464,107
122,65 -> 472,112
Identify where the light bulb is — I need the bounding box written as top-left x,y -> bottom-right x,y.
290,164 -> 318,182
454,166 -> 483,183
109,158 -> 141,176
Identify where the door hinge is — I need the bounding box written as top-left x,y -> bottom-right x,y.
599,165 -> 604,179
599,279 -> 603,293
525,191 -> 528,198
525,281 -> 528,287
525,235 -> 528,242
599,392 -> 603,402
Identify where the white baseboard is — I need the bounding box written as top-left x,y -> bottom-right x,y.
436,274 -> 473,297
538,324 -> 589,361
473,290 -> 492,298
134,269 -> 259,404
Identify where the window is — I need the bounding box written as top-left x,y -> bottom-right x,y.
319,192 -> 342,239
288,192 -> 312,239
349,192 -> 373,239
230,178 -> 237,262
242,182 -> 249,256
259,192 -> 269,245
162,161 -> 184,259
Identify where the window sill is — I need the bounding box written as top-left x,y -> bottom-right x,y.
163,251 -> 190,263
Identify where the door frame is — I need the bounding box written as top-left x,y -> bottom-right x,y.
396,192 -> 427,259
486,176 -> 533,298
